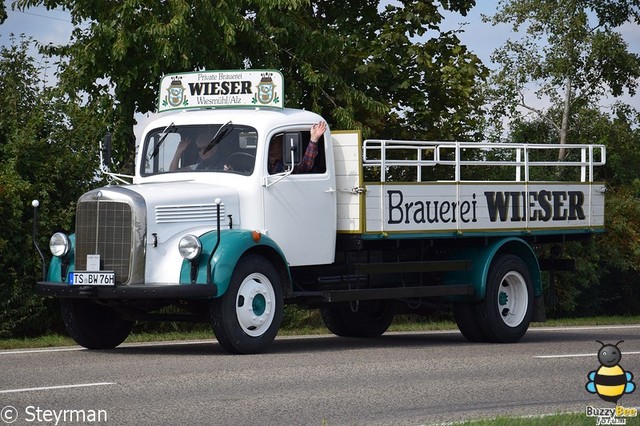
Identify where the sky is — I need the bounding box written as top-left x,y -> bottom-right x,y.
1,1 -> 639,127
1,3 -> 72,59
440,2 -> 640,113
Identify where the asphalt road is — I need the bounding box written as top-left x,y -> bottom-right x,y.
2,325 -> 640,425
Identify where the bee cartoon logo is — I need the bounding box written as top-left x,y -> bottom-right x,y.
586,340 -> 635,403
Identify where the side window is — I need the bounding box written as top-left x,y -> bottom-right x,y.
267,130 -> 325,175
267,134 -> 285,175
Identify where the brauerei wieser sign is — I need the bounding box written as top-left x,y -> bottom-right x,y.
158,70 -> 284,112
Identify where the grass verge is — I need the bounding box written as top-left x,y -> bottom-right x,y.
449,412 -> 640,425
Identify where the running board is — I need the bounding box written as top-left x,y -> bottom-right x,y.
291,284 -> 474,303
350,259 -> 471,274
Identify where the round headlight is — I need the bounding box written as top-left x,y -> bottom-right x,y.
179,235 -> 202,260
49,232 -> 70,257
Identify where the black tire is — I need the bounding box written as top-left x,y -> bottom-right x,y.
210,255 -> 283,354
321,301 -> 394,338
453,302 -> 487,342
454,255 -> 533,343
480,254 -> 533,343
61,299 -> 133,349
319,304 -> 353,337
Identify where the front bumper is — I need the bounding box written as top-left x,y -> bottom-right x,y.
36,282 -> 218,299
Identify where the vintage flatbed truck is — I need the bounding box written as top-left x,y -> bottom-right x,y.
34,70 -> 606,354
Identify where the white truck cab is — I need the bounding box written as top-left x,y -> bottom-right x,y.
35,70 -> 606,354
136,107 -> 337,279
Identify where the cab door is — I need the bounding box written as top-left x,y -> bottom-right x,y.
262,128 -> 336,266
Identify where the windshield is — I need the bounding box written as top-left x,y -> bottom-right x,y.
142,124 -> 258,176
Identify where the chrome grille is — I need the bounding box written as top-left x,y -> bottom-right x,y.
75,200 -> 133,284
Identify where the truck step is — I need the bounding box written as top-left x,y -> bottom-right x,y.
290,284 -> 473,303
350,259 -> 471,274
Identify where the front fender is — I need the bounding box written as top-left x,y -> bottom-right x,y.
444,237 -> 542,302
179,229 -> 288,296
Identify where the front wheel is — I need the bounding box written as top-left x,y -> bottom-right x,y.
210,255 -> 283,354
61,299 -> 133,349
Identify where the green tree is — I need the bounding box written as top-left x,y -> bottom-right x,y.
504,106 -> 640,316
1,0 -> 488,337
0,35 -> 50,337
485,0 -> 640,158
0,35 -> 107,337
13,0 -> 486,170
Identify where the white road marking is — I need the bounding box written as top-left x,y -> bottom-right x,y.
532,324 -> 640,331
535,351 -> 640,359
0,382 -> 115,394
0,339 -> 213,356
530,324 -> 640,359
0,347 -> 83,355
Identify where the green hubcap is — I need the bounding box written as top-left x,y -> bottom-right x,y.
499,291 -> 508,306
252,294 -> 266,316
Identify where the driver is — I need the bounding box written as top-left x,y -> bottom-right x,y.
170,133 -> 231,171
268,121 -> 326,174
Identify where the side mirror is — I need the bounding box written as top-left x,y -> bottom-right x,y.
102,132 -> 112,165
283,132 -> 301,166
98,131 -> 133,184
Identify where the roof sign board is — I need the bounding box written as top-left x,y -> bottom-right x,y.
158,70 -> 284,112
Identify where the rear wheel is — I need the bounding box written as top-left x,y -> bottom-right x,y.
319,304 -> 352,337
455,254 -> 533,343
210,255 -> 283,354
321,301 -> 394,338
453,302 -> 487,342
61,299 -> 133,349
480,255 -> 533,342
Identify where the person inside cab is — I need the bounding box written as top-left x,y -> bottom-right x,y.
268,121 -> 327,174
170,133 -> 229,171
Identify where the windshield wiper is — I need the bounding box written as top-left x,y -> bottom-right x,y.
150,122 -> 176,158
202,121 -> 233,154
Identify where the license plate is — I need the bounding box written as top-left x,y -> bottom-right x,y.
68,271 -> 116,286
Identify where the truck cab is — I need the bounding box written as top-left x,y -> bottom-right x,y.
136,107 -> 337,279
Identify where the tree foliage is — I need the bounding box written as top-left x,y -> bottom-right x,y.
0,35 -> 108,337
14,0 -> 486,169
6,0 -> 640,337
485,1 -> 640,311
0,1 -> 486,337
484,0 -> 640,151
483,0 -> 640,316
505,105 -> 640,317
